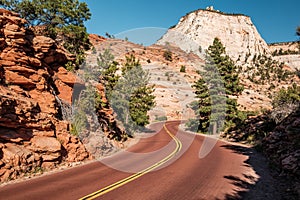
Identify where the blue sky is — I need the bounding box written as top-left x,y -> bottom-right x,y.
82,0 -> 299,44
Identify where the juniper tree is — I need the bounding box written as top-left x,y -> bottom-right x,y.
270,83 -> 300,124
71,84 -> 100,136
0,0 -> 90,30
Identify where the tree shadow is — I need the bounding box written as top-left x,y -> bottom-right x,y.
222,112 -> 276,144
139,127 -> 156,133
219,144 -> 299,200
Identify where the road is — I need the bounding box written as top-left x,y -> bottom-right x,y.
0,121 -> 255,199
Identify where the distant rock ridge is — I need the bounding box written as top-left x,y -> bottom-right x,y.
157,8 -> 270,65
269,41 -> 299,46
268,41 -> 300,70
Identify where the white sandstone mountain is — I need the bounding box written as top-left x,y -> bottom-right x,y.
157,8 -> 271,65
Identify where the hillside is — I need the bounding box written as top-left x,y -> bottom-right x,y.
269,41 -> 300,70
87,36 -> 202,120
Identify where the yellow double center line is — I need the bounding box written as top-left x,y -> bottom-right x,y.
79,124 -> 182,200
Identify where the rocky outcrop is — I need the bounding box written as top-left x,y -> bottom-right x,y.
263,107 -> 300,178
157,8 -> 270,65
157,8 -> 300,114
0,8 -> 91,182
89,34 -> 106,46
0,9 -> 131,182
222,105 -> 300,180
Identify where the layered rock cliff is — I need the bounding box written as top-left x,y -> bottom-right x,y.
157,8 -> 270,65
0,9 -> 126,182
0,8 -> 92,182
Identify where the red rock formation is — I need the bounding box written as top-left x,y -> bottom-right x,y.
0,9 -> 129,182
0,9 -> 91,182
89,34 -> 106,46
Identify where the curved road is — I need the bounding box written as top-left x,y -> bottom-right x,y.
0,121 -> 254,199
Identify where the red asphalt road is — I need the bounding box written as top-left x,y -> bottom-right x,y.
0,121 -> 252,200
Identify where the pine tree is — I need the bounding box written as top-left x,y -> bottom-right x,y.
110,55 -> 155,135
189,38 -> 243,133
187,78 -> 211,132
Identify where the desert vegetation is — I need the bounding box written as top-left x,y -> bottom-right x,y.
71,50 -> 156,137
244,54 -> 294,84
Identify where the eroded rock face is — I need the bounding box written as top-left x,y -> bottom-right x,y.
0,9 -> 129,182
157,9 -> 270,65
0,8 -> 92,182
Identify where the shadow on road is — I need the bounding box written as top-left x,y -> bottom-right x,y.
219,144 -> 298,200
140,127 -> 157,133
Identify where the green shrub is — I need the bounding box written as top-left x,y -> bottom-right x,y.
163,50 -> 173,62
180,65 -> 186,73
272,83 -> 300,108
